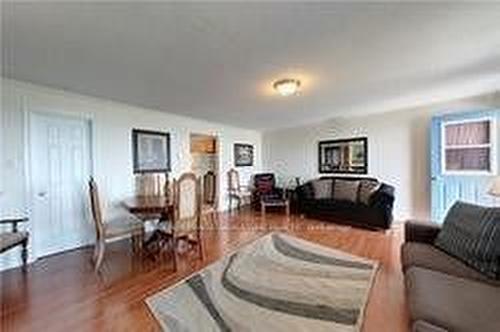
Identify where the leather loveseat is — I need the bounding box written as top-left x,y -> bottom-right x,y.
296,176 -> 395,230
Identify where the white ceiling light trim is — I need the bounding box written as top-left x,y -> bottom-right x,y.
273,78 -> 301,96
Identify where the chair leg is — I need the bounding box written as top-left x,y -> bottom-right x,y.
171,237 -> 178,271
93,241 -> 99,262
95,239 -> 105,272
134,234 -> 141,253
21,239 -> 28,272
211,212 -> 217,230
131,235 -> 136,253
198,232 -> 204,261
139,228 -> 145,251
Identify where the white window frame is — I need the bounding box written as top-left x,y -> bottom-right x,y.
441,116 -> 497,176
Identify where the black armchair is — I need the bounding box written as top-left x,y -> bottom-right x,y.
251,173 -> 284,210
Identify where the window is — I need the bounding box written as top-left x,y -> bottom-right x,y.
442,118 -> 496,174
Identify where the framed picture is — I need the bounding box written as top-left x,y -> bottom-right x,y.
234,143 -> 254,167
132,129 -> 171,173
318,137 -> 368,174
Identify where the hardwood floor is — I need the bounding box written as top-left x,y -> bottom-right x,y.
1,211 -> 409,332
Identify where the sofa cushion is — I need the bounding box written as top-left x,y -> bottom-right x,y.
435,201 -> 500,279
333,179 -> 359,202
401,242 -> 499,286
406,267 -> 500,332
358,179 -> 380,205
310,199 -> 361,212
0,232 -> 28,251
312,179 -> 333,199
412,320 -> 448,332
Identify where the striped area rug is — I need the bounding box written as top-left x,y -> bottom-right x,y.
146,232 -> 378,332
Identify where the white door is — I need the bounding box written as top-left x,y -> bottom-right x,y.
29,112 -> 93,257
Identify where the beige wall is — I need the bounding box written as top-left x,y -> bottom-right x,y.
263,91 -> 500,221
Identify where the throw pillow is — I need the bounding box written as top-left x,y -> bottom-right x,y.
312,179 -> 333,200
358,180 -> 381,205
435,201 -> 500,279
333,179 -> 360,203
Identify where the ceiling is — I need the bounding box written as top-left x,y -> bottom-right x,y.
2,2 -> 500,130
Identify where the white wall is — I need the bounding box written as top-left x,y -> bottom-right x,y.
1,79 -> 262,269
263,91 -> 500,221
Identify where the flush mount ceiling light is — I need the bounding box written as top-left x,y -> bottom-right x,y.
273,78 -> 301,96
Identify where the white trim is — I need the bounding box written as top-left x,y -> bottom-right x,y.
440,116 -> 497,176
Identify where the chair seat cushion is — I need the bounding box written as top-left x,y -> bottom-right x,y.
202,204 -> 216,213
406,267 -> 500,332
238,189 -> 252,197
401,242 -> 499,286
262,198 -> 287,206
105,214 -> 144,237
0,232 -> 28,251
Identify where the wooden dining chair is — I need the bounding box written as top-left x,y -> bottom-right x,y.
170,172 -> 203,270
227,168 -> 251,211
148,177 -> 176,256
202,171 -> 218,229
88,177 -> 145,272
135,173 -> 167,197
0,217 -> 29,271
134,173 -> 169,222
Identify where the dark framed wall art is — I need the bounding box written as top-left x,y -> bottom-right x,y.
318,137 -> 368,174
132,129 -> 171,173
234,143 -> 254,167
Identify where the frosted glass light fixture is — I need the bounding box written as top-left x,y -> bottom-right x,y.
273,78 -> 301,96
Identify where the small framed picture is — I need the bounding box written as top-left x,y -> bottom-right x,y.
132,129 -> 171,173
234,143 -> 254,167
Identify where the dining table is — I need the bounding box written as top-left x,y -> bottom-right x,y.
122,195 -> 173,216
122,195 -> 174,256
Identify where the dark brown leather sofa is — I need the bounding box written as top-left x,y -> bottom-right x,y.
296,176 -> 395,230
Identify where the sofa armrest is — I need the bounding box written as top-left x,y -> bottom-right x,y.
368,183 -> 395,228
369,183 -> 394,207
405,221 -> 441,244
296,182 -> 314,200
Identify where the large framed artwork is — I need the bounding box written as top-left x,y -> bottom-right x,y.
132,129 -> 171,173
234,143 -> 254,167
318,137 -> 368,174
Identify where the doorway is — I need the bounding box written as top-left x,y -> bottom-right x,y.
189,133 -> 218,198
29,112 -> 93,257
